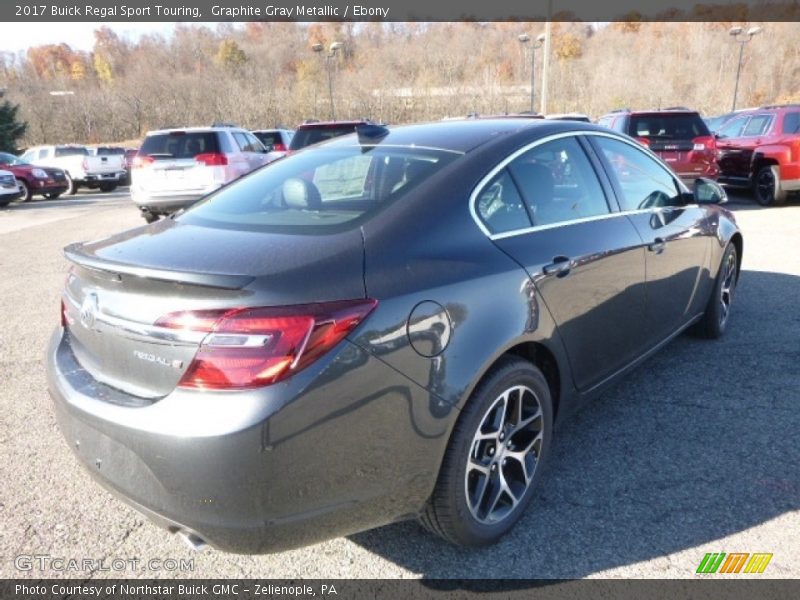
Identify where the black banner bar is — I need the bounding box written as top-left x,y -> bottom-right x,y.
3,0 -> 800,23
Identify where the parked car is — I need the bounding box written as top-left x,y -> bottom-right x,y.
48,119 -> 741,554
545,112 -> 591,122
704,108 -> 756,134
0,151 -> 69,202
597,108 -> 719,182
130,125 -> 270,222
20,144 -> 125,195
252,128 -> 294,163
288,120 -> 376,152
714,104 -> 800,206
0,169 -> 23,206
90,146 -> 132,185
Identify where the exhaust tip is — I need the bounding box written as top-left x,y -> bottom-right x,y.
177,530 -> 208,551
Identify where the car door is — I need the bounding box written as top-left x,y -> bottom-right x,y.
715,115 -> 752,179
590,135 -> 711,343
232,131 -> 267,173
475,134 -> 647,392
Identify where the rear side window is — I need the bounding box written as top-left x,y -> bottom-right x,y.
717,115 -> 748,139
475,170 -> 531,234
289,125 -> 359,151
509,137 -> 610,227
782,112 -> 800,134
595,137 -> 681,211
742,115 -> 772,136
629,114 -> 710,140
178,146 -> 459,232
139,132 -> 220,159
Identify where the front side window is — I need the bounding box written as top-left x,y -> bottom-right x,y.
508,137 -> 610,226
782,112 -> 800,134
594,137 -> 682,211
178,145 -> 458,232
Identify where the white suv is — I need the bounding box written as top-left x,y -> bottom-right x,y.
131,125 -> 270,222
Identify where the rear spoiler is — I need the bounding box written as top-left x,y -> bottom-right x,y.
63,243 -> 255,290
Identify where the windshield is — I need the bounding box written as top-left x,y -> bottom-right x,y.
55,146 -> 89,157
140,132 -> 220,159
178,145 -> 460,233
0,152 -> 26,166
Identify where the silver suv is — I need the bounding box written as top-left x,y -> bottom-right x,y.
131,125 -> 269,222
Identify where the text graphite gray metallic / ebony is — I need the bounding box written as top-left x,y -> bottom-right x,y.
46,119 -> 742,553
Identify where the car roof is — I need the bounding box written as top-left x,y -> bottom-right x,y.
319,118 -> 603,154
145,126 -> 244,135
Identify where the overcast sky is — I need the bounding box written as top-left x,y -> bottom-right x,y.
0,23 -> 223,53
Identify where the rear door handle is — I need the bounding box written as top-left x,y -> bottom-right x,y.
543,256 -> 572,277
648,238 -> 666,254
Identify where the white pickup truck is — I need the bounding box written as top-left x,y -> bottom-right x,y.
20,144 -> 126,195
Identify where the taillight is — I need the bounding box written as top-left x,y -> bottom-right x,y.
692,136 -> 716,152
272,143 -> 286,152
194,152 -> 228,166
132,155 -> 154,169
155,299 -> 378,390
634,137 -> 651,147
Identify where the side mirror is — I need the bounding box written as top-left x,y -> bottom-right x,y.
694,177 -> 727,205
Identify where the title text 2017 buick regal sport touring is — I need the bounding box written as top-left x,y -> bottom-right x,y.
47,120 -> 742,553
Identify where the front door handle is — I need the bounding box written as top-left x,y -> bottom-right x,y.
543,256 -> 572,277
648,238 -> 666,254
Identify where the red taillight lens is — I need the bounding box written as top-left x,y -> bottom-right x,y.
194,152 -> 229,166
155,299 -> 378,390
634,136 -> 651,147
272,143 -> 286,152
132,155 -> 154,169
692,136 -> 716,152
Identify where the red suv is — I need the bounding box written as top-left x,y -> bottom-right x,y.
598,108 -> 719,183
0,151 -> 69,202
714,104 -> 800,206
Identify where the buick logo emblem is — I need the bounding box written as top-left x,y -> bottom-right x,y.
80,293 -> 99,329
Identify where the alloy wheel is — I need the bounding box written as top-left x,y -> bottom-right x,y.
719,249 -> 737,327
465,385 -> 544,525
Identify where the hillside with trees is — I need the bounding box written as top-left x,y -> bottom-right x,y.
1,22 -> 799,146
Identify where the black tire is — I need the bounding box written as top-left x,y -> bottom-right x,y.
693,243 -> 739,339
16,179 -> 32,203
99,182 -> 117,193
142,212 -> 159,224
65,174 -> 78,195
420,357 -> 553,546
44,192 -> 62,200
754,165 -> 787,206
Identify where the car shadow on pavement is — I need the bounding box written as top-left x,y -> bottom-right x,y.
349,269 -> 800,578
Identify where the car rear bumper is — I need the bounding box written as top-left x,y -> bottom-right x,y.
131,190 -> 214,213
81,172 -> 124,183
46,326 -> 451,553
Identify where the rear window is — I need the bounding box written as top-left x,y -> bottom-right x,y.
178,145 -> 459,233
253,131 -> 284,147
139,132 -> 220,159
94,147 -> 125,155
629,114 -> 710,140
289,125 -> 361,151
55,146 -> 89,157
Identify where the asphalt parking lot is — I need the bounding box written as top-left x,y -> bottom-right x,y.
0,187 -> 798,579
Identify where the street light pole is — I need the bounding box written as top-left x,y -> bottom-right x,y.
729,26 -> 762,111
312,42 -> 343,121
518,33 -> 545,113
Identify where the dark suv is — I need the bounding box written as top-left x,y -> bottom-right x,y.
288,120 -> 376,152
714,104 -> 800,206
598,108 -> 719,183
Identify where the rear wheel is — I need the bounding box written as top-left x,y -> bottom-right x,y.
16,179 -> 32,203
693,243 -> 738,339
754,165 -> 787,206
44,192 -> 62,200
420,357 -> 552,546
65,174 -> 78,195
99,182 -> 118,193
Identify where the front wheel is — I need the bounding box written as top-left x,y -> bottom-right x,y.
754,165 -> 787,206
419,357 -> 553,546
693,243 -> 739,339
16,179 -> 32,203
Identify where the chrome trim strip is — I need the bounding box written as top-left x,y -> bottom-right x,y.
469,130 -> 692,239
